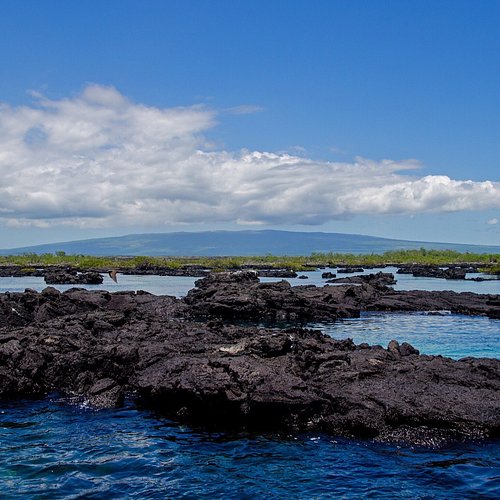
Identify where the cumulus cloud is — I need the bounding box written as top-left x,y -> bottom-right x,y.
0,84 -> 499,229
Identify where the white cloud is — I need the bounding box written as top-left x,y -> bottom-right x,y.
487,218 -> 498,225
0,85 -> 499,229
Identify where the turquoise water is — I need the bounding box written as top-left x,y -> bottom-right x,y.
0,274 -> 498,498
313,312 -> 500,359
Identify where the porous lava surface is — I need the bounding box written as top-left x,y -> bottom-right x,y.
0,272 -> 499,445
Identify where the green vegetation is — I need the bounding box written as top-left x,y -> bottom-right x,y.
0,248 -> 498,271
480,264 -> 500,275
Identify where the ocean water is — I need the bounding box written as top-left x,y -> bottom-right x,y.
1,398 -> 499,499
261,266 -> 500,295
0,266 -> 498,296
0,273 -> 499,498
0,274 -> 199,298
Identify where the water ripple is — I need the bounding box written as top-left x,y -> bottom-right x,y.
1,398 -> 499,498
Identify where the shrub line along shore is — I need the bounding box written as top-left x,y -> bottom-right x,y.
0,249 -> 499,274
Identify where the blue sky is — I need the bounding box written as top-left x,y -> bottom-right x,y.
0,0 -> 499,247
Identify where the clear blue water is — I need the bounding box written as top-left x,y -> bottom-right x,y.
1,398 -> 499,499
0,273 -> 499,498
313,312 -> 500,359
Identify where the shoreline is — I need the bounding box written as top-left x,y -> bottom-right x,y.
0,260 -> 498,280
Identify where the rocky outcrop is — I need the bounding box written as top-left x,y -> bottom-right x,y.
124,263 -> 210,277
396,265 -> 472,280
337,267 -> 364,273
0,273 -> 499,445
257,269 -> 298,278
184,272 -> 500,319
0,266 -> 44,277
0,286 -> 498,445
44,269 -> 103,285
0,286 -> 186,329
366,289 -> 500,318
184,271 -> 359,321
326,272 -> 397,287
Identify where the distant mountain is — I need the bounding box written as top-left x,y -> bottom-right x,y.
1,230 -> 499,256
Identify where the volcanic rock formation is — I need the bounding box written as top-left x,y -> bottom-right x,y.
0,273 -> 499,445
